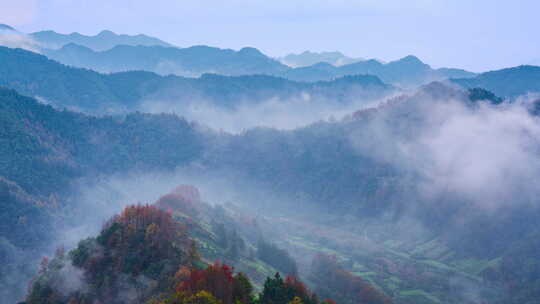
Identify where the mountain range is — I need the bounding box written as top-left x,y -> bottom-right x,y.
41,42 -> 475,86
30,29 -> 173,51
0,46 -> 394,114
2,26 -> 478,87
3,23 -> 540,304
2,81 -> 539,303
42,43 -> 290,77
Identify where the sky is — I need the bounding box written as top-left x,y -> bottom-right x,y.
2,0 -> 539,72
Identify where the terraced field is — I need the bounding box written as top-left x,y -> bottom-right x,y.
263,215 -> 502,304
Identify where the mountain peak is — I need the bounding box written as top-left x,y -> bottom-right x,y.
97,30 -> 116,36
398,55 -> 424,64
238,47 -> 265,57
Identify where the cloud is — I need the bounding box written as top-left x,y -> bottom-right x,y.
0,29 -> 41,52
351,90 -> 540,210
140,95 -> 386,133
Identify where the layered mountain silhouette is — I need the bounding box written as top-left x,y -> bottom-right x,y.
43,43 -> 290,76
30,29 -> 173,51
0,46 -> 394,113
42,42 -> 476,86
282,55 -> 476,86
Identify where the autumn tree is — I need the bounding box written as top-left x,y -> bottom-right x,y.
175,262 -> 242,304
310,254 -> 392,304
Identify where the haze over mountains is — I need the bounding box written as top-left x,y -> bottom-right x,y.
30,29 -> 173,51
41,42 -> 475,87
278,51 -> 366,67
0,46 -> 393,132
1,22 -> 540,304
0,25 -> 477,87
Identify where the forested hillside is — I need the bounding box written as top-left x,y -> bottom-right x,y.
22,187 -> 391,304
2,2 -> 539,304
3,83 -> 540,303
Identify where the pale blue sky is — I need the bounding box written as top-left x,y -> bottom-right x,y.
2,0 -> 539,72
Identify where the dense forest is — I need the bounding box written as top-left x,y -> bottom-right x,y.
2,81 -> 540,303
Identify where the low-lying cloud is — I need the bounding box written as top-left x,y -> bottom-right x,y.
0,29 -> 41,53
352,92 -> 540,210
140,95 -> 386,133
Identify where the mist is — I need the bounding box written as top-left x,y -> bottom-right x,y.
350,89 -> 540,211
0,29 -> 41,52
8,84 -> 540,304
140,95 -> 387,133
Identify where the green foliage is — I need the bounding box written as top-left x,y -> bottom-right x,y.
257,239 -> 297,276
259,273 -> 318,304
0,87 -> 204,196
467,88 -> 503,104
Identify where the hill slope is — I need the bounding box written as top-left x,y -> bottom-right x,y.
2,84 -> 540,303
452,65 -> 540,97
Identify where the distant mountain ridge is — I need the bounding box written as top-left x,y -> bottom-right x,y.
30,29 -> 173,51
452,65 -> 540,97
42,42 -> 476,86
43,43 -> 290,77
281,55 -> 476,86
0,46 -> 394,113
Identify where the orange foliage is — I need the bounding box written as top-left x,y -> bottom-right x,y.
97,204 -> 189,276
155,185 -> 202,217
176,262 -> 236,304
311,254 -> 392,304
285,275 -> 312,300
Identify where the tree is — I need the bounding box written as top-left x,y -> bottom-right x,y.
310,254 -> 392,304
257,239 -> 297,276
153,290 -> 221,304
288,297 -> 303,304
176,262 -> 235,304
233,272 -> 253,304
259,273 -> 319,304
